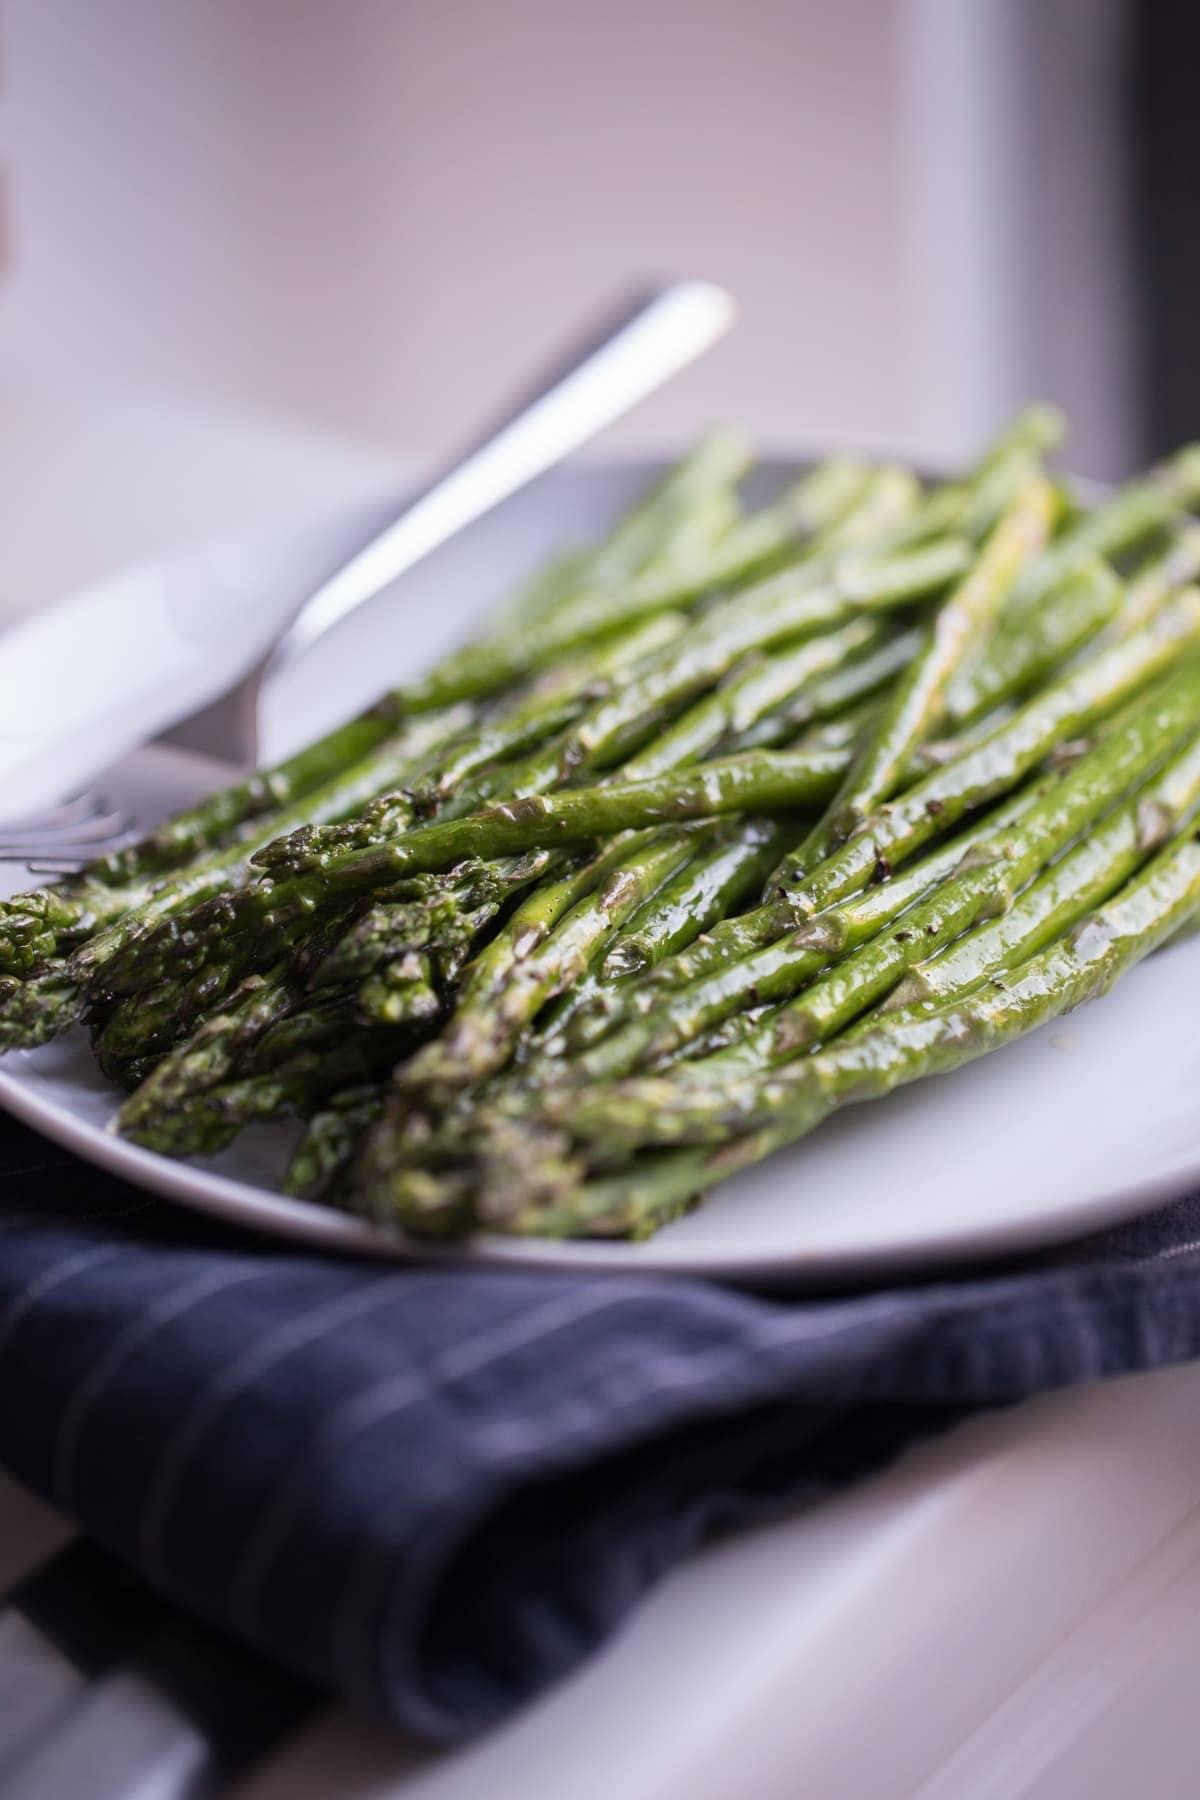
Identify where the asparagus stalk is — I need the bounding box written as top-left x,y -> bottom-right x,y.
284,1086 -> 387,1202
0,708 -> 489,1046
384,752 -> 825,1097
402,833 -> 654,1042
596,817 -> 793,981
396,433 -> 911,711
23,532 -> 904,1039
382,829 -> 699,1096
93,846 -> 550,1070
498,662 -> 1185,1088
1009,446 -> 1200,613
946,526 -> 1200,728
529,829 -> 1200,1179
587,457 -> 877,616
112,604 -> 906,1058
252,623 -> 890,1047
877,727 -> 1200,1018
764,587 -> 1200,913
367,755 -> 1091,1210
359,696 -> 878,1196
116,900 -> 425,1154
251,546 -> 896,1008
0,426 -> 1037,988
521,561 -> 1180,1029
571,798 -> 1017,1014
917,405 -> 1065,541
612,618 -> 888,781
309,864 -> 518,991
87,863 -> 379,1065
729,628 -> 923,752
335,832 -> 664,1174
249,499 -> 943,874
116,969 -> 300,1144
527,819 -> 794,1054
251,608 -> 688,874
813,406 -> 1061,556
793,474 -> 1061,870
97,702 -> 419,886
357,952 -> 443,1028
364,636 -> 892,1091
736,659 -> 1200,1063
555,536 -> 969,773
468,429 -> 749,645
428,636 -> 896,834
470,831 -> 1200,1239
79,738 -> 849,1024
561,592 -> 1200,1028
562,429 -> 754,581
327,620 -> 887,842
406,612 -> 687,808
555,773 -> 1067,1078
402,530 -> 957,825
503,680 -> 1200,1173
938,559 -> 1121,729
269,742 -> 850,898
358,698 -> 887,1202
0,701 -> 476,978
123,1024 -> 408,1158
421,478 -> 928,814
157,441 -> 1086,979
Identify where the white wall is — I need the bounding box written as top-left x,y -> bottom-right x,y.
0,0 -> 1136,475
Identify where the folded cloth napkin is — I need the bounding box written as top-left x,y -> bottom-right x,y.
2,1111 -> 1200,1742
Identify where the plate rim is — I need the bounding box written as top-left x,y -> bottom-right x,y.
3,1045 -> 1200,1285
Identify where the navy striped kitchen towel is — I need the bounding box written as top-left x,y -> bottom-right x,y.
2,1109 -> 1200,1742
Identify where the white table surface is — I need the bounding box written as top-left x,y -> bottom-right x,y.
3,362 -> 1199,1800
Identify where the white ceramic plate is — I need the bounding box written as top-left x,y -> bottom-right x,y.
2,461 -> 1198,1285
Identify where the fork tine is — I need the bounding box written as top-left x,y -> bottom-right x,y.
0,840 -> 138,868
0,810 -> 130,851
0,798 -> 137,867
0,793 -> 109,833
22,860 -> 96,875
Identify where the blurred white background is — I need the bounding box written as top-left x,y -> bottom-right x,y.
1,0 -> 1134,475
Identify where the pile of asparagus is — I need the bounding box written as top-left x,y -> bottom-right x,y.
6,407 -> 1200,1240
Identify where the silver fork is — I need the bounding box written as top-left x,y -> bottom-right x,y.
0,280 -> 736,872
0,797 -> 140,875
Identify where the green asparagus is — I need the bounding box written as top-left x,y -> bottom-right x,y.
6,412 -> 1200,1251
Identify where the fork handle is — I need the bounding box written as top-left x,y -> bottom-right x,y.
261,280 -> 737,681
